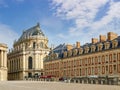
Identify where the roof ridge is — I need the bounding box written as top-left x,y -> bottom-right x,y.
24,23 -> 41,33
17,23 -> 45,42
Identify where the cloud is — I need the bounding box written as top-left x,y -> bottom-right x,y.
0,23 -> 19,49
41,17 -> 64,31
51,0 -> 120,44
92,1 -> 120,29
57,33 -> 67,39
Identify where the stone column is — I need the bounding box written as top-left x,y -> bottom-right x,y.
23,53 -> 25,70
10,61 -> 11,72
34,52 -> 36,69
40,52 -> 43,69
38,54 -> 40,69
39,53 -> 41,69
14,60 -> 16,72
0,50 -> 1,67
20,58 -> 21,70
12,59 -> 15,72
4,51 -> 7,67
1,51 -> 3,67
35,53 -> 38,70
23,53 -> 26,79
3,51 -> 4,67
10,61 -> 12,72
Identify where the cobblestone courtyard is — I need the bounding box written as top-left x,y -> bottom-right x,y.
0,81 -> 120,90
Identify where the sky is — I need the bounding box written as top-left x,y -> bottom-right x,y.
0,0 -> 120,49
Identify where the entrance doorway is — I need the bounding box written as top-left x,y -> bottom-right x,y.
28,73 -> 32,78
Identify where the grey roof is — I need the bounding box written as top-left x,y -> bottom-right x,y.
53,43 -> 66,51
48,35 -> 120,60
49,43 -> 67,55
18,23 -> 45,41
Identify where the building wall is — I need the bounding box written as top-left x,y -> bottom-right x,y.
44,32 -> 120,84
0,43 -> 8,81
7,24 -> 50,80
8,37 -> 49,80
44,49 -> 120,78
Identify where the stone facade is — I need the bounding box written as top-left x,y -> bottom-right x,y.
44,32 -> 120,85
0,43 -> 7,81
7,23 -> 50,80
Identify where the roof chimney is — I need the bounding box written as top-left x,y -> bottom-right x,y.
100,35 -> 106,42
92,38 -> 98,44
107,32 -> 118,41
76,42 -> 80,48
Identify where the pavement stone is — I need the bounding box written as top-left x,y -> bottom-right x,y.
0,81 -> 120,90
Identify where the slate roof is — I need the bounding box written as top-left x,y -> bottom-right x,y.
48,35 -> 120,60
18,23 -> 45,41
50,43 -> 67,55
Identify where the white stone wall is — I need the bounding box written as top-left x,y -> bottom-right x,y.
0,43 -> 8,81
8,35 -> 50,80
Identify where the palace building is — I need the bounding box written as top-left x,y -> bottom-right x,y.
7,23 -> 50,80
44,32 -> 120,85
0,43 -> 7,81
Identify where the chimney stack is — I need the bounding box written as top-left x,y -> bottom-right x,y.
100,35 -> 106,42
92,38 -> 98,44
76,42 -> 80,48
107,32 -> 118,41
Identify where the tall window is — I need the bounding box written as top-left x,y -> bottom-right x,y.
102,55 -> 105,64
80,69 -> 81,76
33,42 -> 36,49
106,55 -> 109,63
19,59 -> 20,69
92,57 -> 94,65
98,56 -> 101,64
113,65 -> 116,71
92,67 -> 94,75
28,57 -> 32,69
95,57 -> 98,64
109,54 -> 112,63
25,43 -> 27,49
113,53 -> 117,62
40,42 -> 43,48
106,65 -> 108,74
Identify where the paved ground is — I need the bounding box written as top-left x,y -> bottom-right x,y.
0,81 -> 120,90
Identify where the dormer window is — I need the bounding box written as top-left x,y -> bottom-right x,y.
84,46 -> 89,53
90,45 -> 96,52
53,53 -> 58,59
97,43 -> 103,51
50,54 -> 54,60
68,50 -> 72,57
112,40 -> 118,48
78,48 -> 83,54
63,51 -> 67,58
104,42 -> 110,50
73,49 -> 78,56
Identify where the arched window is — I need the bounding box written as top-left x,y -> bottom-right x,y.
33,42 -> 36,49
28,56 -> 32,69
25,43 -> 27,49
40,42 -> 43,48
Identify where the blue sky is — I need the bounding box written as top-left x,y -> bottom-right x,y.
0,0 -> 120,49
